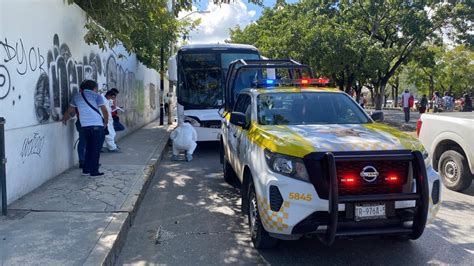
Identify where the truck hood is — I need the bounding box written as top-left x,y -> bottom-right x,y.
249,123 -> 424,158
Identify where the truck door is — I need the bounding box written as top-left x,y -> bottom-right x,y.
228,94 -> 251,173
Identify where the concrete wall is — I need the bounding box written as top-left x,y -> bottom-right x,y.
0,0 -> 163,203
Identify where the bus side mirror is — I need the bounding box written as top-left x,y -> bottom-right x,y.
230,112 -> 250,129
370,111 -> 384,122
167,56 -> 177,82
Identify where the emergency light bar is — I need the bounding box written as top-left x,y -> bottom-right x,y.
253,78 -> 330,88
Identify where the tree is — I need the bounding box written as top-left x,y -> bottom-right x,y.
438,45 -> 474,96
229,0 -> 472,109
68,0 -> 263,70
403,45 -> 473,98
339,0 -> 472,109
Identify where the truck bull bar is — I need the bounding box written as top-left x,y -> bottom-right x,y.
308,151 -> 429,246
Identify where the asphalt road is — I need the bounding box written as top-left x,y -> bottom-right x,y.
117,143 -> 473,265
367,108 -> 421,132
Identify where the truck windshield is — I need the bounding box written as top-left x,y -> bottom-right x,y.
178,51 -> 259,109
257,92 -> 371,125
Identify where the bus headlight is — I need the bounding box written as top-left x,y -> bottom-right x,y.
264,149 -> 310,182
184,116 -> 200,127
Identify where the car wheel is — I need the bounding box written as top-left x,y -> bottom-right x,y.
222,151 -> 237,184
247,180 -> 278,249
439,150 -> 472,191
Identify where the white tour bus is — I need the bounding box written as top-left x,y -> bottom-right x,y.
168,44 -> 261,141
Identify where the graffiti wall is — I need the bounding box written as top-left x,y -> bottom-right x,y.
0,1 -> 161,203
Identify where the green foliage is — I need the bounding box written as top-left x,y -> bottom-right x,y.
229,0 -> 473,109
68,0 -> 264,70
67,0 -> 188,69
402,45 -> 473,97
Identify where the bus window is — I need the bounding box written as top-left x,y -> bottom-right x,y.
221,53 -> 260,77
179,53 -> 221,108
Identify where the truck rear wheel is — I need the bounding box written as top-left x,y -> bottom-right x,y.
247,180 -> 278,249
439,150 -> 472,191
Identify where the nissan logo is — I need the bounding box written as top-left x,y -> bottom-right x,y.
360,166 -> 379,182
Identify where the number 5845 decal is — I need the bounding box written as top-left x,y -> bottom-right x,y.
289,192 -> 312,201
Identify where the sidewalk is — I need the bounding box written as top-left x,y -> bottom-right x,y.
0,120 -> 174,265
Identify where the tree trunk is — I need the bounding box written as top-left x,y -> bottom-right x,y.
429,75 -> 434,98
394,87 -> 399,107
375,83 -> 387,110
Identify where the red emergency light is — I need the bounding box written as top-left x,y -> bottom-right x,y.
317,78 -> 330,85
385,175 -> 399,183
341,176 -> 356,185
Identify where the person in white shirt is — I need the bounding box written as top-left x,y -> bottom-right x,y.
170,121 -> 197,161
101,90 -> 121,153
400,89 -> 412,123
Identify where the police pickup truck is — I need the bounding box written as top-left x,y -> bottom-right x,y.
220,60 -> 441,248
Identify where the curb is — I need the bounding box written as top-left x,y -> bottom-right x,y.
85,124 -> 174,266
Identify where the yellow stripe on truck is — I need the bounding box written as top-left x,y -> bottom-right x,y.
363,123 -> 425,152
248,123 -> 315,158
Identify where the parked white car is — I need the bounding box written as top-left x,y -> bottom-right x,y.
417,112 -> 474,191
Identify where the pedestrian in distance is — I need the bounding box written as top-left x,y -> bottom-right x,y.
419,94 -> 428,114
170,120 -> 197,162
461,94 -> 472,112
400,89 -> 413,123
62,80 -> 108,176
432,91 -> 444,113
101,89 -> 121,153
164,93 -> 170,116
443,92 -> 454,112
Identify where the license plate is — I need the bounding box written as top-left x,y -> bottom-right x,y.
355,203 -> 386,221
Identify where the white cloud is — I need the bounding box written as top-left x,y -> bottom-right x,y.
179,0 -> 256,44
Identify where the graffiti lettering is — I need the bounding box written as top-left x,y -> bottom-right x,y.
0,65 -> 11,99
0,38 -> 46,75
20,132 -> 45,160
35,34 -> 104,122
1,34 -> 146,130
105,54 -> 143,127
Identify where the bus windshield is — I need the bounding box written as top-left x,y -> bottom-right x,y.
178,51 -> 259,109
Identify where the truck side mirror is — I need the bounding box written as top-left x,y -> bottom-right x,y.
230,112 -> 250,129
370,111 -> 384,122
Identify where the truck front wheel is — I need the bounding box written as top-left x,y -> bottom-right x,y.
247,180 -> 278,249
439,150 -> 472,191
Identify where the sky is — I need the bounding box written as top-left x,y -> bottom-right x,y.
178,0 -> 297,44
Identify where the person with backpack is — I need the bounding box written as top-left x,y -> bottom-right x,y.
400,89 -> 413,123
419,94 -> 428,114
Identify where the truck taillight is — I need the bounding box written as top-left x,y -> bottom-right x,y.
416,119 -> 422,137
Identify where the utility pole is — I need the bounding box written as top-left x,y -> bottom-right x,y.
0,117 -> 7,215
159,46 -> 164,125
